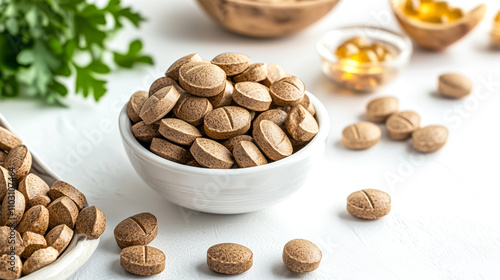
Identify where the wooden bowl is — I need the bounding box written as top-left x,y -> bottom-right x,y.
390,0 -> 486,50
196,0 -> 340,38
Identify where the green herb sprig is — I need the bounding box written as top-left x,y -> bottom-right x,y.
0,0 -> 153,104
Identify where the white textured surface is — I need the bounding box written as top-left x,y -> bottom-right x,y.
1,0 -> 500,279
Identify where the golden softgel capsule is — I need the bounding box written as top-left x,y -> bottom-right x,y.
335,36 -> 393,63
403,0 -> 463,24
332,36 -> 394,91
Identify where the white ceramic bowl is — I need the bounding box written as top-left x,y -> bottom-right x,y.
0,114 -> 99,280
119,92 -> 330,214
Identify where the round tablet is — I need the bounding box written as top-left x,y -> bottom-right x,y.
204,106 -> 251,140
190,138 -> 234,169
283,239 -> 322,273
207,243 -> 253,275
211,53 -> 250,76
253,120 -> 293,161
342,122 -> 381,150
233,82 -> 272,112
178,61 -> 226,97
120,245 -> 166,276
159,118 -> 202,146
270,76 -> 305,107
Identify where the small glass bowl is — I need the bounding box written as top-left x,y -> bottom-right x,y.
317,26 -> 412,92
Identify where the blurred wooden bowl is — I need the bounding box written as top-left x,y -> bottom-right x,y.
390,0 -> 486,50
197,0 -> 340,38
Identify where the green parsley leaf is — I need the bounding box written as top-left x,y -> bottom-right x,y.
0,0 -> 153,104
75,64 -> 107,102
106,0 -> 145,29
113,39 -> 153,69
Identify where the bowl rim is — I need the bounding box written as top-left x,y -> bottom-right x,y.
119,91 -> 330,175
316,25 -> 413,68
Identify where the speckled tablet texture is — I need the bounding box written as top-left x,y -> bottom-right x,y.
48,180 -> 87,211
28,195 -> 51,208
263,63 -> 287,87
232,63 -> 268,83
0,189 -> 25,226
186,160 -> 203,167
221,135 -> 254,152
233,141 -> 268,168
45,224 -> 74,254
17,205 -> 49,235
289,137 -> 308,154
253,120 -> 293,161
0,167 -> 9,202
22,246 -> 59,275
269,104 -> 292,114
150,138 -> 193,164
386,111 -> 421,140
283,239 -> 322,273
347,189 -> 391,219
132,121 -> 161,143
0,254 -> 21,279
178,61 -> 227,97
148,77 -> 186,97
270,76 -> 305,107
412,125 -> 449,153
4,145 -> 31,180
173,94 -> 213,126
286,105 -> 319,142
211,53 -> 250,76
114,212 -> 158,249
0,152 -> 6,167
208,80 -> 234,108
165,53 -> 202,81
342,122 -> 381,150
159,118 -> 202,146
0,226 -> 24,256
127,53 -> 322,170
204,106 -> 251,140
21,232 -> 47,259
207,243 -> 253,275
366,96 -> 399,123
299,94 -> 316,116
139,86 -> 181,125
76,206 -> 106,239
19,173 -> 50,209
120,245 -> 165,276
126,90 -> 148,123
0,254 -> 23,280
233,82 -> 272,111
47,196 -> 79,230
190,138 -> 234,169
0,127 -> 22,152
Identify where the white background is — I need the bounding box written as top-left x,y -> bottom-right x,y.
1,0 -> 500,279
